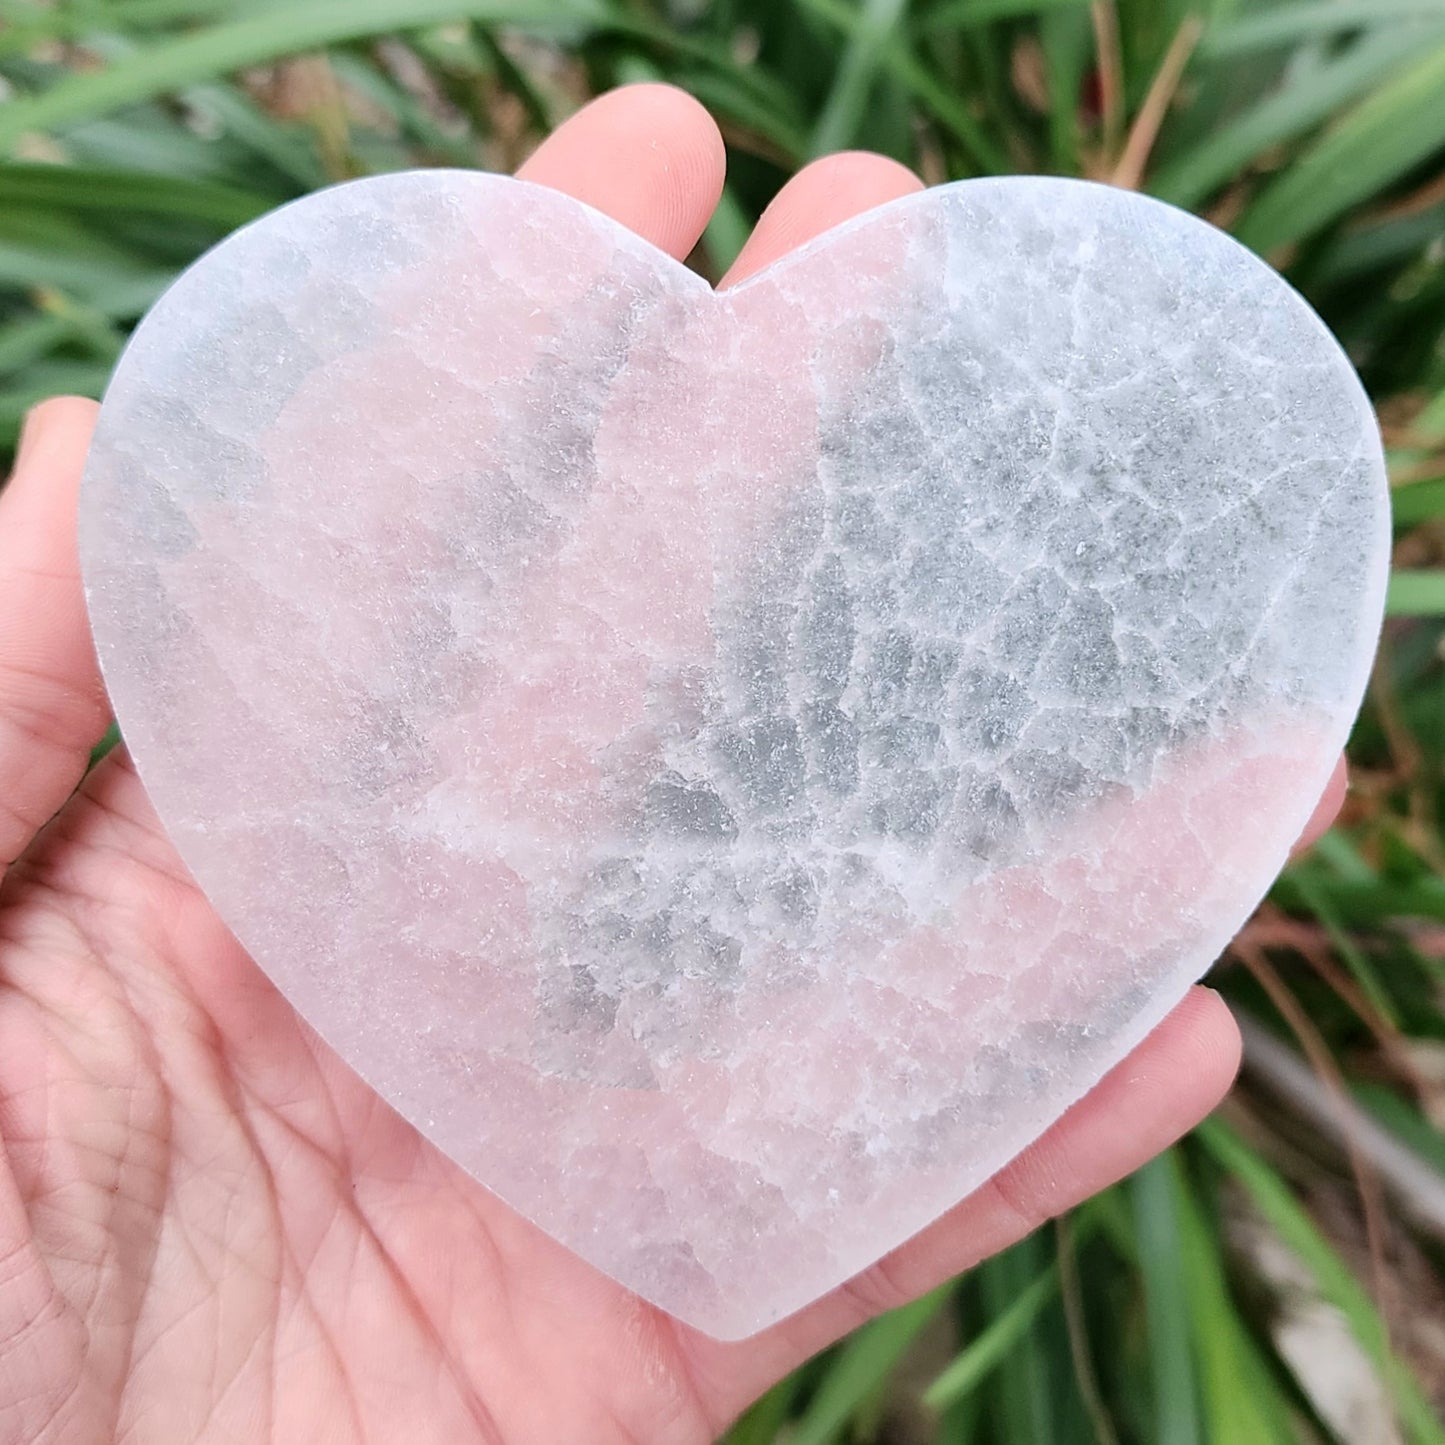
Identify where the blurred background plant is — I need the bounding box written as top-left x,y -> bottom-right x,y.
2,0 -> 1444,1440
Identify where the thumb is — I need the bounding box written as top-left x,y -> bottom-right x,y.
0,397 -> 110,870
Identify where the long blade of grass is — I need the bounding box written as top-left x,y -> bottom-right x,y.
809,0 -> 910,157
1352,1082 -> 1445,1177
1130,1154 -> 1202,1445
923,1262 -> 1061,1411
1197,1117 -> 1445,1445
980,1241 -> 1061,1443
795,0 -> 1010,169
0,361 -> 116,433
1111,13 -> 1204,190
0,313 -> 87,374
1284,869 -> 1402,1027
1306,829 -> 1377,885
787,1284 -> 953,1445
1151,24 -> 1439,208
1202,0 -> 1445,57
0,0 -> 602,150
1038,7 -> 1092,172
1234,40 -> 1445,254
1273,869 -> 1445,925
1055,1215 -> 1120,1445
723,1374 -> 807,1445
1391,479 -> 1445,528
0,0 -> 276,39
0,211 -> 176,316
922,0 -> 1090,29
0,0 -> 277,58
0,161 -> 271,225
1387,569 -> 1445,617
1173,1151 -> 1298,1445
177,81 -> 335,189
704,183 -> 752,278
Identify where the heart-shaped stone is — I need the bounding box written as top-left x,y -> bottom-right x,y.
80,171 -> 1388,1338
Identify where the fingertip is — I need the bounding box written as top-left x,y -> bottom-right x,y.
1292,756 -> 1348,855
1168,985 -> 1244,1105
990,986 -> 1241,1225
0,393 -> 108,869
10,396 -> 99,480
721,150 -> 924,287
688,985 -> 1245,1410
517,83 -> 725,261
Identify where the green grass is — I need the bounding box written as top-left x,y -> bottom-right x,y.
3,1 -> 1444,1439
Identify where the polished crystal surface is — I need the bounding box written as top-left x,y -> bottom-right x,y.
80,172 -> 1390,1338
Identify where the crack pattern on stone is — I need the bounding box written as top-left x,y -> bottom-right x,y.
81,172 -> 1389,1338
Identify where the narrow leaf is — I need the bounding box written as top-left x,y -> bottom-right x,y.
923,0 -> 1090,29
1387,569 -> 1445,617
1130,1155 -> 1203,1445
1203,1 -> 1445,57
810,0 -> 910,157
1198,1118 -> 1445,1445
1391,479 -> 1445,528
1152,25 -> 1438,208
0,0 -> 599,150
1174,1155 -> 1298,1445
789,1285 -> 953,1445
923,1265 -> 1061,1410
0,161 -> 270,226
1235,41 -> 1445,254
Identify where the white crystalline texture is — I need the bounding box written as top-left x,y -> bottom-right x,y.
80,173 -> 1390,1338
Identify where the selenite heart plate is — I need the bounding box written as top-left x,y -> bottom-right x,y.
80,172 -> 1389,1339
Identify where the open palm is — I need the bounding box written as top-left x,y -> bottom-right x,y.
0,86 -> 1338,1445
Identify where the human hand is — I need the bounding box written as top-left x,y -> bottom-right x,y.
0,84 -> 1347,1444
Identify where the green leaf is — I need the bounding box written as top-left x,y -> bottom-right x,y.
0,161 -> 270,225
923,1264 -> 1061,1410
794,0 -> 1010,169
1130,1155 -> 1202,1445
0,209 -> 176,316
922,0 -> 1090,29
809,0 -> 910,157
0,0 -> 601,150
787,1284 -> 953,1445
1202,1 -> 1445,57
1039,7 -> 1093,173
88,719 -> 122,768
1307,829 -> 1377,885
1391,478 -> 1445,528
1387,569 -> 1445,617
178,81 -> 336,189
324,52 -> 479,166
723,1375 -> 805,1445
1173,1154 -> 1297,1445
1151,25 -> 1439,209
979,1241 -> 1061,1444
1273,870 -> 1445,925
1234,40 -> 1445,254
0,312 -> 82,374
0,360 -> 114,436
704,183 -> 751,278
1197,1118 -> 1445,1445
1284,868 -> 1401,1027
1352,1082 -> 1445,1176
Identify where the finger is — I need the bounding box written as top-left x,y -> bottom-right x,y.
0,397 -> 110,870
516,84 -> 725,261
720,150 -> 925,288
685,986 -> 1240,1418
1293,755 -> 1347,855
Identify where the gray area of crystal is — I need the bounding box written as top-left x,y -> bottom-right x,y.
81,172 -> 1389,1337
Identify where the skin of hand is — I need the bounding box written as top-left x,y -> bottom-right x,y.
0,84 -> 1347,1445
